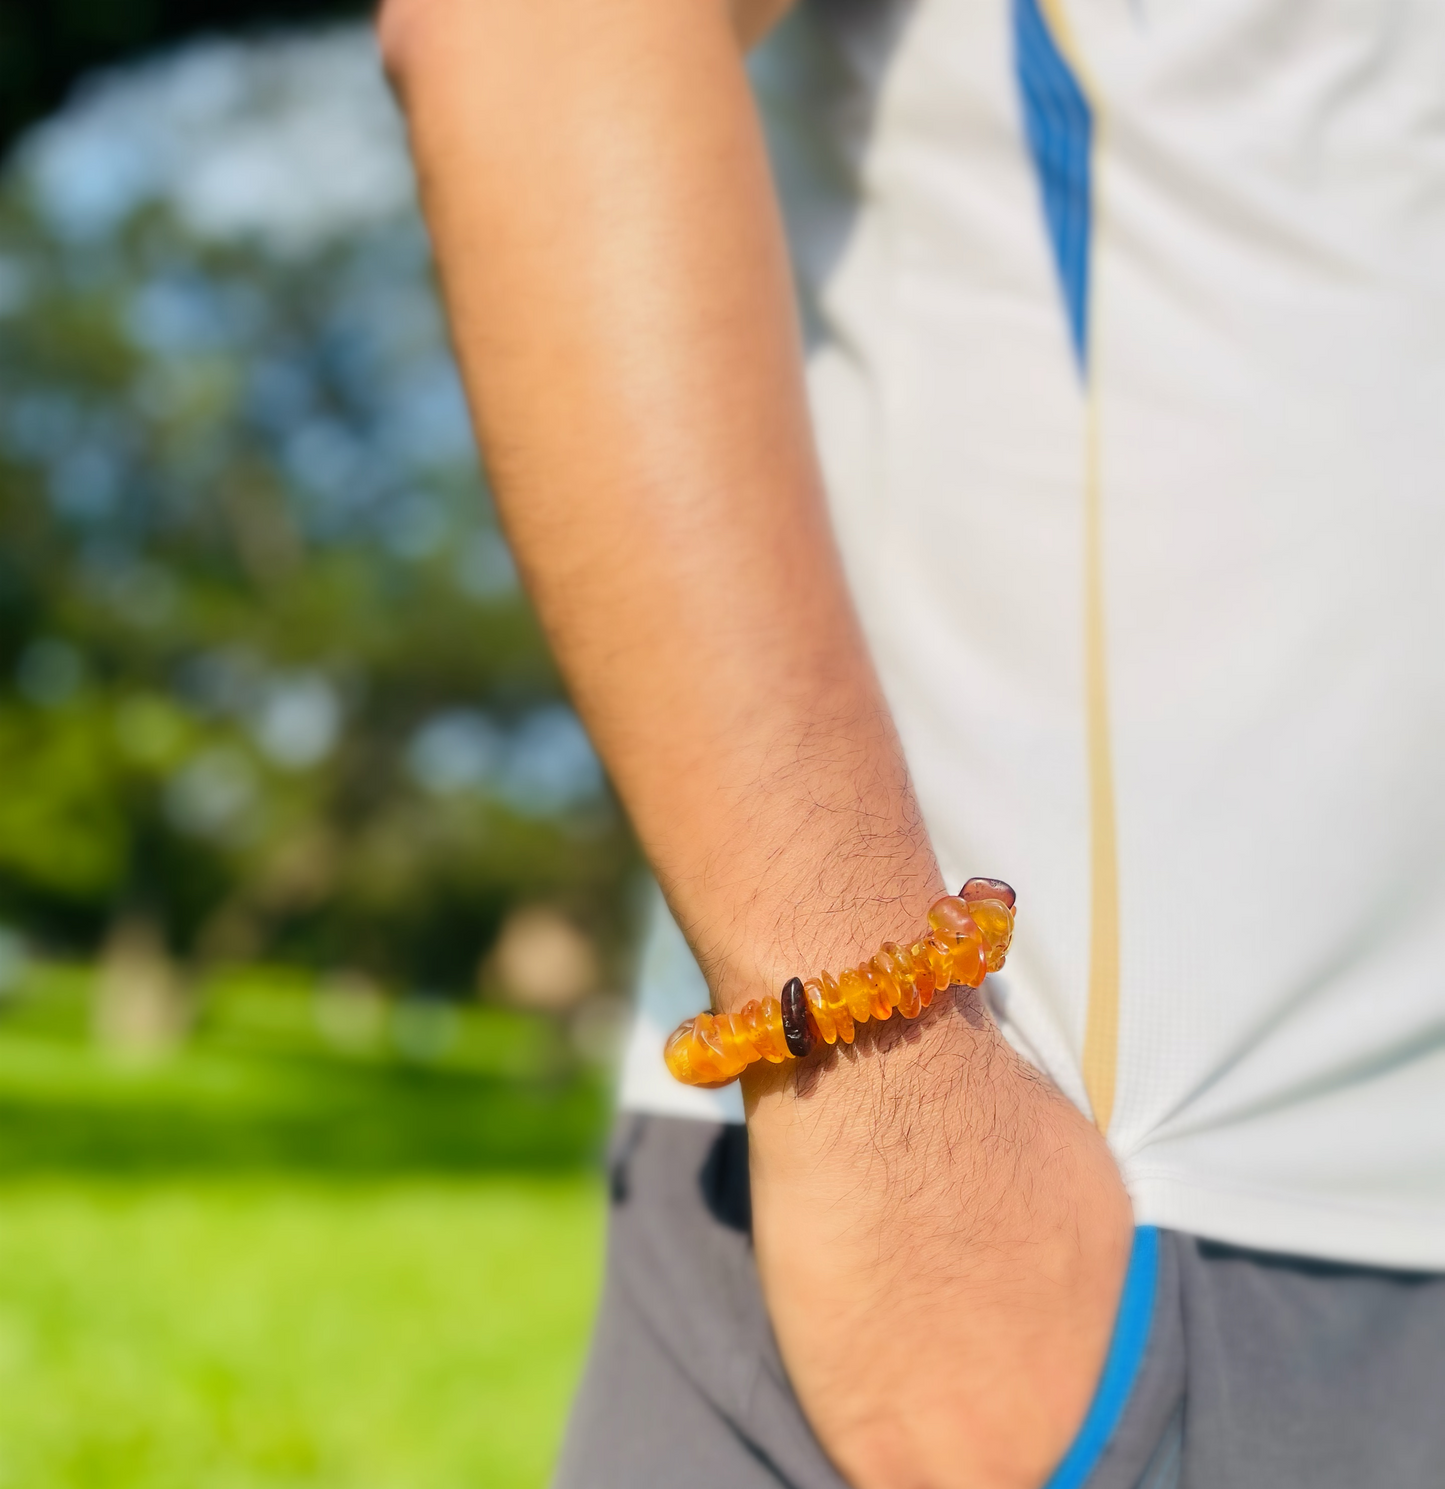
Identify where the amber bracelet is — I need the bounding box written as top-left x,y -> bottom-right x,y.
663,878 -> 1017,1087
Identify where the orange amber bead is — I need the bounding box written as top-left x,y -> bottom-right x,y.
821,971 -> 856,1043
664,1021 -> 699,1083
950,939 -> 988,988
697,1011 -> 751,1080
730,1001 -> 758,1065
679,1019 -> 713,1082
884,947 -> 922,1018
715,1011 -> 757,1069
926,895 -> 986,987
923,933 -> 957,992
662,875 -> 1017,1086
803,978 -> 838,1045
969,898 -> 1015,971
744,994 -> 786,1066
860,963 -> 894,1021
838,967 -> 873,1024
909,942 -> 939,1006
874,945 -> 916,1017
926,895 -> 977,939
760,996 -> 793,1062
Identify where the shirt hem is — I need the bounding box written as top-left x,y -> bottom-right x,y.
1125,1168 -> 1445,1272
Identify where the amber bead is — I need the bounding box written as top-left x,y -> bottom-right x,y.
874,945 -> 916,1018
821,971 -> 855,1043
857,963 -> 892,1021
969,898 -> 1015,971
922,932 -> 957,993
838,967 -> 873,1024
924,896 -> 982,986
950,939 -> 988,988
713,1013 -> 754,1072
962,877 -> 1016,910
716,1011 -> 756,1068
781,977 -> 815,1058
707,1012 -> 755,1080
876,944 -> 917,1019
927,895 -> 976,939
803,978 -> 838,1045
733,1001 -> 759,1058
664,1022 -> 699,1083
909,942 -> 938,1006
684,1014 -> 717,1078
747,997 -> 789,1063
663,874 -> 1017,1085
681,1015 -> 723,1083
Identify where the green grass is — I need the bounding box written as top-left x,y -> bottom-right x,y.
0,964 -> 608,1174
0,967 -> 612,1487
0,1177 -> 604,1488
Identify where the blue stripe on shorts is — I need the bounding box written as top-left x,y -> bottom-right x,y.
1043,1225 -> 1160,1489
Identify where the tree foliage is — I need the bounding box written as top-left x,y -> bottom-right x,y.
0,33 -> 637,989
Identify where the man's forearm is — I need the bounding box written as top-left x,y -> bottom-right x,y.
383,3 -> 1133,1483
382,0 -> 938,1004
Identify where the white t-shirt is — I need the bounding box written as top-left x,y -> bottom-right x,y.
621,0 -> 1445,1270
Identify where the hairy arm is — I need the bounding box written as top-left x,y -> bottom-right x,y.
380,0 -> 1133,1482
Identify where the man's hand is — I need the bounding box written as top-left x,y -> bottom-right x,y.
748,1001 -> 1132,1488
382,1 -> 1133,1482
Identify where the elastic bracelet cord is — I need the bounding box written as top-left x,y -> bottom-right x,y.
663,878 -> 1017,1087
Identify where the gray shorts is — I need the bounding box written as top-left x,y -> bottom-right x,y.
554,1116 -> 1445,1489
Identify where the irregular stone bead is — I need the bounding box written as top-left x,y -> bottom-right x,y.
697,1012 -> 751,1080
716,1011 -> 758,1068
871,948 -> 911,1016
664,1021 -> 700,1083
969,898 -> 1015,971
927,895 -> 979,940
663,874 -> 1017,1085
950,940 -> 988,988
781,977 -> 816,1058
926,896 -> 986,987
922,933 -> 956,994
887,939 -> 920,984
803,978 -> 838,1044
881,942 -> 923,1020
747,997 -> 790,1063
969,897 -> 1012,948
821,971 -> 855,1043
732,1000 -> 759,1057
961,877 -> 1016,910
838,967 -> 873,1024
908,943 -> 938,1007
861,963 -> 895,1021
676,1015 -> 725,1084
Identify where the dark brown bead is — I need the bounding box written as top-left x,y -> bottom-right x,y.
960,877 -> 1016,910
780,976 -> 815,1058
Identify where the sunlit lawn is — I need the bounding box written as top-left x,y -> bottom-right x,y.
0,969 -> 610,1489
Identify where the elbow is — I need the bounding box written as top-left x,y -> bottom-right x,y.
379,0 -> 796,84
375,0 -> 445,94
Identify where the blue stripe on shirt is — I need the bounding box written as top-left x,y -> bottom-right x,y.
1012,0 -> 1094,367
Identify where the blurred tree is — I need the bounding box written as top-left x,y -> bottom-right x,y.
0,0 -> 367,156
0,32 -> 638,991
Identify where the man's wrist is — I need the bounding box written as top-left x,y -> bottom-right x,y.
692,859 -> 948,1017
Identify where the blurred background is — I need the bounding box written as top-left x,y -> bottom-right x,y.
0,6 -> 641,1484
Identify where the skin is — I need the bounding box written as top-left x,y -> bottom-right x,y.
378,0 -> 1134,1484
